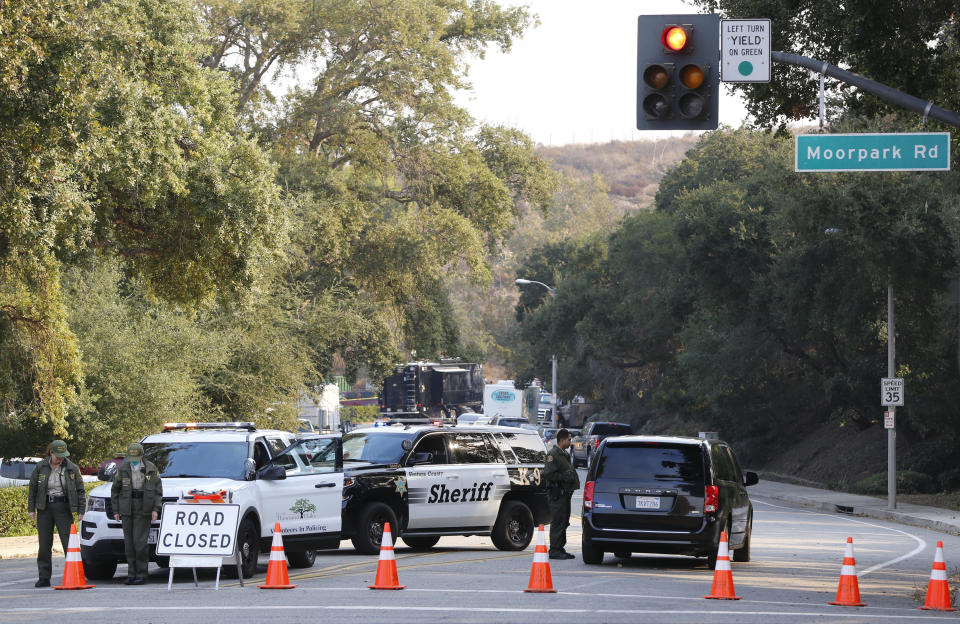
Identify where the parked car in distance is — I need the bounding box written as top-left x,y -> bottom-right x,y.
571,421 -> 633,468
0,457 -> 41,480
541,428 -> 560,450
580,435 -> 758,568
455,412 -> 491,426
491,416 -> 528,428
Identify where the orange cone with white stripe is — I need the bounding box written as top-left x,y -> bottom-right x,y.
829,536 -> 866,606
524,524 -> 556,593
368,522 -> 405,590
54,524 -> 94,590
919,541 -> 955,611
704,531 -> 741,600
258,522 -> 296,589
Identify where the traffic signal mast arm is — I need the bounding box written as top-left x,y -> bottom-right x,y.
771,51 -> 960,130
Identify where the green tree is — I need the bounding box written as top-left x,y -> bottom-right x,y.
693,1 -> 960,127
290,498 -> 317,518
1,0 -> 284,437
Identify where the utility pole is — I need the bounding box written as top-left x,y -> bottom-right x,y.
887,282 -> 896,509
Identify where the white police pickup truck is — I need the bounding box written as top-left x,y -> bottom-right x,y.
81,422 -> 552,578
80,422 -> 342,579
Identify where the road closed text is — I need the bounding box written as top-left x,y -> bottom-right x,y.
156,503 -> 241,556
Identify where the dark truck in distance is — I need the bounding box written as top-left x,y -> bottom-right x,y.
571,421 -> 633,468
379,360 -> 483,419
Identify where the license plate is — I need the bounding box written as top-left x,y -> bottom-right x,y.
634,496 -> 660,509
148,528 -> 158,545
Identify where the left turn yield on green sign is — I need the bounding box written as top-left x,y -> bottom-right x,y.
796,132 -> 951,172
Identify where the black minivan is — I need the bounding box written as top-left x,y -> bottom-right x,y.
580,435 -> 758,567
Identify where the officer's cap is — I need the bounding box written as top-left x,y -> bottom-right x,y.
50,440 -> 69,458
126,443 -> 144,459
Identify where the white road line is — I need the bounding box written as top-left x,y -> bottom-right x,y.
5,604 -> 955,620
0,577 -> 36,588
754,498 -> 927,576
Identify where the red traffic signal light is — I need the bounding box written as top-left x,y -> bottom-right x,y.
662,26 -> 689,52
637,14 -> 719,131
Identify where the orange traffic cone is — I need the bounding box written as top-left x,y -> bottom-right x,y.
704,531 -> 741,600
54,524 -> 94,590
258,523 -> 296,589
368,522 -> 405,590
524,524 -> 556,593
829,537 -> 866,606
919,541 -> 955,611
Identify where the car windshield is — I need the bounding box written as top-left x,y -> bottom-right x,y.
342,431 -> 416,465
143,441 -> 249,479
538,394 -> 551,406
497,418 -> 526,428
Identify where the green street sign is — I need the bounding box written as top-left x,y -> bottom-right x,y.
795,132 -> 950,172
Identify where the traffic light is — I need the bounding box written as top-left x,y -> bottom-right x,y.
637,14 -> 719,131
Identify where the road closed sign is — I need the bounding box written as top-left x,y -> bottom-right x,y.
156,503 -> 240,557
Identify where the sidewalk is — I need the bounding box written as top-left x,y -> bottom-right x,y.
752,477 -> 960,536
0,535 -> 62,560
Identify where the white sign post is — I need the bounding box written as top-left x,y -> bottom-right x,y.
157,502 -> 242,590
881,377 -> 904,407
720,19 -> 771,82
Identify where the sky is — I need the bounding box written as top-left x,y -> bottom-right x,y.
453,0 -> 751,145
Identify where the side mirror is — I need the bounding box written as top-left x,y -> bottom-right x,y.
97,462 -> 118,482
257,464 -> 287,481
407,452 -> 433,466
243,458 -> 256,481
743,471 -> 759,487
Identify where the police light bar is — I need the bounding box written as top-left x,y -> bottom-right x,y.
163,422 -> 256,431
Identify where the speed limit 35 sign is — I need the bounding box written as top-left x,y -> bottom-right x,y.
881,377 -> 904,407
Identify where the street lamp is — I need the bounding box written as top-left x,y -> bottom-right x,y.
515,278 -> 558,428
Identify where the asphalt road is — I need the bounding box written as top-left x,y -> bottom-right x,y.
1,471 -> 958,624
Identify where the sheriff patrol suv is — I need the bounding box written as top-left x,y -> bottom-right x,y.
335,423 -> 552,554
80,422 -> 338,579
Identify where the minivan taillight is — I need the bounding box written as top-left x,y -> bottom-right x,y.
704,485 -> 719,513
594,438 -> 601,449
583,481 -> 595,509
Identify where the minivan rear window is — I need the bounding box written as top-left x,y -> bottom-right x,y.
591,423 -> 633,435
596,443 -> 703,481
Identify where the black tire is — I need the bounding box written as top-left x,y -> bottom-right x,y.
401,536 -> 441,551
235,517 -> 260,578
490,500 -> 534,551
351,502 -> 398,555
733,516 -> 752,563
581,537 -> 603,564
287,549 -> 317,568
82,557 -> 117,580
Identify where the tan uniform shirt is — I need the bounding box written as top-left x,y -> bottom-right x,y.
46,463 -> 65,497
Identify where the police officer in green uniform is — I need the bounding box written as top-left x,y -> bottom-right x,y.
542,428 -> 580,560
27,440 -> 87,587
111,443 -> 162,585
